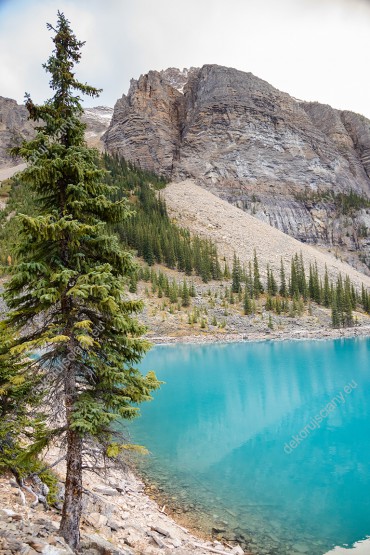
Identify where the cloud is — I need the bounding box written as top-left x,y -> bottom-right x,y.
1,0 -> 370,118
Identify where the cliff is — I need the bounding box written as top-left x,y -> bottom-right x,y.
0,96 -> 35,168
0,97 -> 112,168
103,66 -> 370,268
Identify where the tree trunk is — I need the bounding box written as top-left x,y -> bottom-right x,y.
59,354 -> 83,550
59,427 -> 83,550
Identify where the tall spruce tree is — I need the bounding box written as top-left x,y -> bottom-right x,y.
3,13 -> 159,549
279,258 -> 287,297
253,249 -> 263,297
231,253 -> 242,293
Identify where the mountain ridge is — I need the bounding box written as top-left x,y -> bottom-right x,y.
103,65 -> 370,271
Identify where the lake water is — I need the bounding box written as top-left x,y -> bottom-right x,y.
128,338 -> 370,555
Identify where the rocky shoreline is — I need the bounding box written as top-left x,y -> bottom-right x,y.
0,460 -> 246,555
147,323 -> 370,345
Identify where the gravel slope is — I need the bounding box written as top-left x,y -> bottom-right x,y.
163,180 -> 370,291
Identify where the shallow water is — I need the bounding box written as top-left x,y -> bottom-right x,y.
128,338 -> 370,555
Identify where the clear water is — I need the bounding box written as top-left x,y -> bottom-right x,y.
128,338 -> 370,555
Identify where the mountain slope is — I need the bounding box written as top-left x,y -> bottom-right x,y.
103,65 -> 370,265
163,180 -> 370,291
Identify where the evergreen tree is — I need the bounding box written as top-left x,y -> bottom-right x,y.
331,290 -> 340,328
298,253 -> 308,300
223,261 -> 231,279
243,288 -> 253,315
181,279 -> 190,307
0,324 -> 45,479
189,282 -> 196,297
323,265 -> 331,307
290,256 -> 299,298
343,276 -> 354,327
231,253 -> 242,293
265,295 -> 274,311
362,284 -> 370,313
3,13 -> 160,549
253,249 -> 263,297
279,258 -> 287,297
267,265 -> 278,296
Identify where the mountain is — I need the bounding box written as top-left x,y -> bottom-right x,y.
103,65 -> 370,271
81,106 -> 114,151
0,97 -> 112,169
0,96 -> 35,168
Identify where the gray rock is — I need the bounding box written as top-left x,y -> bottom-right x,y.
0,96 -> 36,168
80,533 -> 133,555
107,519 -> 122,531
84,512 -> 108,529
103,64 -> 370,259
150,525 -> 170,537
93,486 -> 119,496
148,531 -> 166,548
231,546 -> 244,555
41,545 -> 73,555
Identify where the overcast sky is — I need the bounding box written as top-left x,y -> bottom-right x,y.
1,0 -> 370,117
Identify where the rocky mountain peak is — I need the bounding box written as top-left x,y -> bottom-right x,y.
159,67 -> 197,93
103,64 -> 370,263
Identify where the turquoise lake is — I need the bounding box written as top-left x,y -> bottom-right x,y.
128,338 -> 370,555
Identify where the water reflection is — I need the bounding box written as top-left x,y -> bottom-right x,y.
129,338 -> 370,555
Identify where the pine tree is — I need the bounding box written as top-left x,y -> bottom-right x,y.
265,295 -> 274,311
290,256 -> 299,298
267,265 -> 278,296
189,282 -> 196,297
298,253 -> 308,300
323,265 -> 331,307
253,249 -> 263,297
3,13 -> 160,549
0,324 -> 45,479
331,290 -> 340,328
279,258 -> 287,297
243,287 -> 253,315
231,253 -> 242,293
343,276 -> 354,327
223,261 -> 231,279
181,279 -> 190,307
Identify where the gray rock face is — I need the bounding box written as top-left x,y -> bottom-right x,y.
0,96 -> 35,168
82,106 -> 113,151
106,70 -> 184,175
103,65 -> 370,253
0,98 -> 112,167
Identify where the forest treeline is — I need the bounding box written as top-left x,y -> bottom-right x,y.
0,154 -> 369,329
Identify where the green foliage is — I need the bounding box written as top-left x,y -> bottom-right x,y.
294,187 -> 370,215
253,249 -> 263,297
105,156 -> 222,282
331,275 -> 354,328
1,12 -> 160,548
267,264 -> 278,296
0,177 -> 38,268
0,323 -> 47,480
231,253 -> 242,293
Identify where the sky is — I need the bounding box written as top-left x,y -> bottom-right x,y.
1,0 -> 370,117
